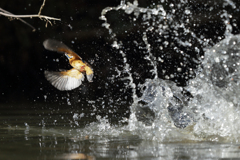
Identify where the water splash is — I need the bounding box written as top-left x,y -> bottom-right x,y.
186,34 -> 240,142
96,0 -> 240,142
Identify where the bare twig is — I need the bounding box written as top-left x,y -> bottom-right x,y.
0,12 -> 60,21
38,0 -> 46,16
0,8 -> 36,31
0,0 -> 60,30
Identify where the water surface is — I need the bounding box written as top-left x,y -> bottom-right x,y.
1,104 -> 240,160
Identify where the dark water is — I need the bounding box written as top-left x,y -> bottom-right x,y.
1,104 -> 240,160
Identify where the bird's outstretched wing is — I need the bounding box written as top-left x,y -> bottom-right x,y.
44,68 -> 84,91
43,39 -> 81,60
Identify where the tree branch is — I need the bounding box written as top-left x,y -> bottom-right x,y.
0,8 -> 36,31
0,0 -> 61,31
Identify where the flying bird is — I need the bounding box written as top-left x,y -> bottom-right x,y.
43,39 -> 93,91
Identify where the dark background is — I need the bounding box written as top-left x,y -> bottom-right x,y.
0,0 -> 121,103
1,0 -> 240,123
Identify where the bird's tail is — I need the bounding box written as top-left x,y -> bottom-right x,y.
85,66 -> 94,82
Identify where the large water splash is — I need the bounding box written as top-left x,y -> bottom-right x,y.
93,0 -> 240,142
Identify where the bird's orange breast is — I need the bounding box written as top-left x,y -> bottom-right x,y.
60,68 -> 83,79
70,60 -> 86,71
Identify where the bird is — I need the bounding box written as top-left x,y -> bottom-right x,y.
43,39 -> 93,91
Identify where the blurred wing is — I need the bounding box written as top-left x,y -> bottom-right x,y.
44,68 -> 84,91
85,65 -> 94,82
43,39 -> 81,59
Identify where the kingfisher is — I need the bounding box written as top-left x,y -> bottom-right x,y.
43,39 -> 93,91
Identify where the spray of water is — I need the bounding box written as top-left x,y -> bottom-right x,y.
46,0 -> 240,143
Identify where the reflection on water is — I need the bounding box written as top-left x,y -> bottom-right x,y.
1,105 -> 240,160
